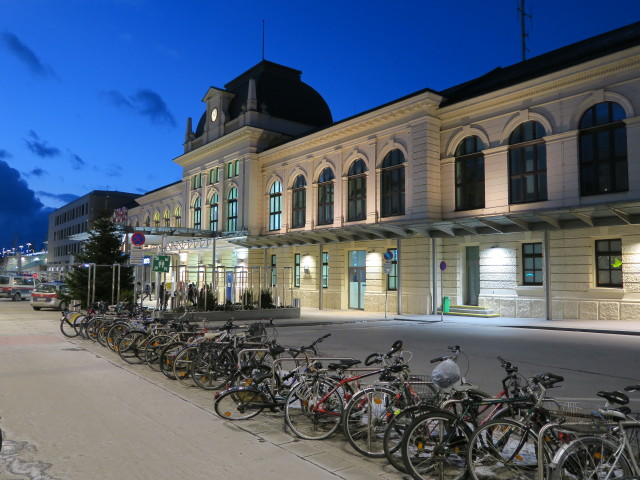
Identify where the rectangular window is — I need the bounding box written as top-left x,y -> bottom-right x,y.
234,159 -> 240,176
294,253 -> 301,287
386,248 -> 398,291
271,255 -> 277,287
522,243 -> 543,285
209,168 -> 220,184
192,174 -> 202,189
226,162 -> 234,179
596,239 -> 623,288
322,252 -> 329,288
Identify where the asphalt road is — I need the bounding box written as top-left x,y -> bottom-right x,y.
0,300 -> 638,480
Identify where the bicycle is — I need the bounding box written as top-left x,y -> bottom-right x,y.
213,334 -> 332,420
549,384 -> 640,480
284,340 -> 407,441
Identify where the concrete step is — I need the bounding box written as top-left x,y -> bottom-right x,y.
437,305 -> 500,318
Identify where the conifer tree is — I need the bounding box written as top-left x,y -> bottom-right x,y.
65,217 -> 133,306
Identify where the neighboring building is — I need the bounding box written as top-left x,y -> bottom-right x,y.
47,190 -> 139,271
121,22 -> 640,320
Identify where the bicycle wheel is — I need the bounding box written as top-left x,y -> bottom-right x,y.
117,331 -> 146,364
107,323 -> 129,351
401,410 -> 471,480
192,348 -> 239,390
285,377 -> 344,440
214,387 -> 267,420
60,317 -> 79,338
159,341 -> 186,379
342,386 -> 404,457
467,418 -> 544,480
173,346 -> 198,386
550,436 -> 634,480
384,404 -> 436,473
145,334 -> 174,371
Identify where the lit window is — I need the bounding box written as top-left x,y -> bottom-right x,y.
227,188 -> 238,231
174,206 -> 182,227
209,193 -> 218,231
271,254 -> 277,286
294,253 -> 301,287
386,248 -> 398,291
269,181 -> 282,231
322,252 -> 329,288
163,210 -> 170,227
153,212 -> 160,227
193,197 -> 201,229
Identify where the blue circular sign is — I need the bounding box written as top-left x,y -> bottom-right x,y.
131,232 -> 146,246
383,251 -> 394,261
439,261 -> 447,271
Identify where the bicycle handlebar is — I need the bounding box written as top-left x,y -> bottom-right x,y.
364,353 -> 380,366
624,384 -> 640,392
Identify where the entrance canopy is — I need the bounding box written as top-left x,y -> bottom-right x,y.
230,201 -> 640,248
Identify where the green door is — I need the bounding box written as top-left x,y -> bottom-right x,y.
348,250 -> 366,310
465,246 -> 480,306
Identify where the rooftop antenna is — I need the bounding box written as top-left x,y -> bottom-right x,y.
518,0 -> 531,61
262,19 -> 265,61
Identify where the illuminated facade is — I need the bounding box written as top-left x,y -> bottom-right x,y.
127,23 -> 640,320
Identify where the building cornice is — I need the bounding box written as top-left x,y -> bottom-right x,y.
173,127 -> 279,168
439,51 -> 640,120
260,95 -> 441,161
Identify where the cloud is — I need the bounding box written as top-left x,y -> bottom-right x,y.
101,88 -> 176,127
24,131 -> 60,158
0,149 -> 11,160
1,32 -> 55,78
70,153 -> 86,170
105,164 -> 123,177
37,191 -> 79,204
24,168 -> 47,178
0,160 -> 52,250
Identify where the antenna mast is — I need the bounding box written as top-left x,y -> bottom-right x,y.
518,0 -> 531,61
262,19 -> 265,61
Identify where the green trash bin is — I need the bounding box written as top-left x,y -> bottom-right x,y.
443,296 -> 451,313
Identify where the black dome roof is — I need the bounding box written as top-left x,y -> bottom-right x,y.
194,60 -> 332,137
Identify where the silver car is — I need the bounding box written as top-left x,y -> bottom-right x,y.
30,283 -> 70,311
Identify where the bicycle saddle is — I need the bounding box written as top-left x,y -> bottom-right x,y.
328,358 -> 360,370
597,390 -> 629,405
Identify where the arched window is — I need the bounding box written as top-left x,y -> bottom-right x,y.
347,159 -> 367,222
579,101 -> 627,196
291,175 -> 306,229
174,206 -> 182,227
227,187 -> 238,231
144,215 -> 151,227
193,197 -> 201,230
163,209 -> 170,227
380,149 -> 405,217
209,193 -> 218,231
317,168 -> 334,226
153,212 -> 160,227
455,136 -> 485,211
509,121 -> 547,204
268,181 -> 282,231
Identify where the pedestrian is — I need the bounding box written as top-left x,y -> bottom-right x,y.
135,282 -> 142,303
158,283 -> 166,310
142,283 -> 152,301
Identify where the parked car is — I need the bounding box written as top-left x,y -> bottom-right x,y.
0,274 -> 41,301
30,283 -> 70,311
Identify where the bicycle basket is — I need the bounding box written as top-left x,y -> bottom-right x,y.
408,375 -> 438,401
431,359 -> 461,389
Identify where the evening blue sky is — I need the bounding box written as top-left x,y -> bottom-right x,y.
1,0 -> 639,251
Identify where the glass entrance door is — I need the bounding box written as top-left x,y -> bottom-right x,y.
348,250 -> 366,310
465,246 -> 480,306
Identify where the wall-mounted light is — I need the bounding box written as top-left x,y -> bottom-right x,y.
303,265 -> 310,274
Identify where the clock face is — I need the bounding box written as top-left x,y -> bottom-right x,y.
211,107 -> 218,122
